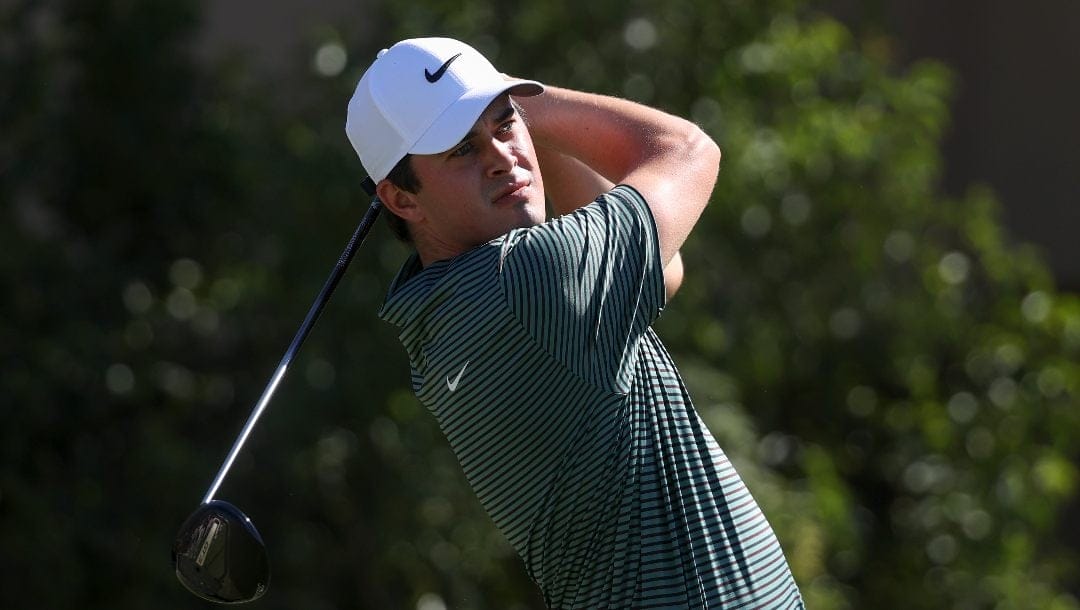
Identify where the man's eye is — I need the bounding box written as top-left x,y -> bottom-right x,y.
450,142 -> 474,157
498,121 -> 515,134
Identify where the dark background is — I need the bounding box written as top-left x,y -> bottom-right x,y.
198,0 -> 1080,291
826,0 -> 1080,290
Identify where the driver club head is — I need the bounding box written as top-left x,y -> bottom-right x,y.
172,500 -> 270,604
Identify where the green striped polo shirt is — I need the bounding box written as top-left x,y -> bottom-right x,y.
379,185 -> 803,609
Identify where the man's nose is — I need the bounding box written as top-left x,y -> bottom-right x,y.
483,138 -> 517,176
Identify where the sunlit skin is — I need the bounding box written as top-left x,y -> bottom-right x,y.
376,91 -> 690,298
375,94 -> 547,266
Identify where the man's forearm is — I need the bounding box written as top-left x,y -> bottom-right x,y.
517,84 -> 720,267
535,146 -> 613,217
521,86 -> 702,185
536,145 -> 685,300
664,252 -> 684,301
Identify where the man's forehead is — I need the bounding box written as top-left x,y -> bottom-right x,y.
473,94 -> 514,127
452,94 -> 515,147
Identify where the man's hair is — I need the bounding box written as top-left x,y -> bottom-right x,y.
383,154 -> 418,243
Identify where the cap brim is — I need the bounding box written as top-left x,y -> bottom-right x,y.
409,79 -> 543,156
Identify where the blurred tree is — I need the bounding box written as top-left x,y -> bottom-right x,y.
361,0 -> 1080,608
2,0 -> 1078,609
0,0 -> 243,607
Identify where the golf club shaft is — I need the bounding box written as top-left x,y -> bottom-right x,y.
201,199 -> 383,505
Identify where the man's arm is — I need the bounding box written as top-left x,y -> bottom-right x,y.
536,145 -> 686,299
535,145 -> 611,217
519,85 -> 721,268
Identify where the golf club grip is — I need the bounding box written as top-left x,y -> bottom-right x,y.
290,199 -> 383,361
201,199 -> 383,504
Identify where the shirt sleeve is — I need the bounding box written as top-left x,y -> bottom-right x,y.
498,184 -> 666,394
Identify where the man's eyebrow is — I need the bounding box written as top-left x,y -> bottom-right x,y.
492,104 -> 516,124
450,104 -> 517,150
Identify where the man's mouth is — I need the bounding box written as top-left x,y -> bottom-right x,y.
491,179 -> 531,206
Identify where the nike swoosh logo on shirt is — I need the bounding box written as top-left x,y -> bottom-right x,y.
446,361 -> 469,392
425,53 -> 462,83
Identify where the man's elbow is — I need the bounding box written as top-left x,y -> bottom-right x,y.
691,126 -> 722,188
669,125 -> 720,210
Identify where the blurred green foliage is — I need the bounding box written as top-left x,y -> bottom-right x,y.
2,0 -> 1078,608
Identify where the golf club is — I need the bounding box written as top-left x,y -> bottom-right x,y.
172,181 -> 382,604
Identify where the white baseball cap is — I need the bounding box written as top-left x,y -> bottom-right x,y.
345,37 -> 544,183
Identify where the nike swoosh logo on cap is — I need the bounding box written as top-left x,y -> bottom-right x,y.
425,53 -> 462,83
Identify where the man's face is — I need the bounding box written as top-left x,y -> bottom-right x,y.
405,94 -> 546,258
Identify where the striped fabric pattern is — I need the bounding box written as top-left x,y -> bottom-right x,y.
379,186 -> 803,609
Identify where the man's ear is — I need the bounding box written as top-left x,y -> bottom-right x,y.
376,179 -> 424,223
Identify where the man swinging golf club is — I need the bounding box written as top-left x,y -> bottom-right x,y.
347,37 -> 804,609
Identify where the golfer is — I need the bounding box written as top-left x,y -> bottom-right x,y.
346,37 -> 803,609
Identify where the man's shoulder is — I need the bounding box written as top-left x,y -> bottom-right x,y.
380,245 -> 506,328
500,184 -> 649,245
